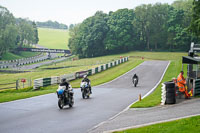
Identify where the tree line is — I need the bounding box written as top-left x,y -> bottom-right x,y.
36,20 -> 68,29
68,0 -> 200,58
0,5 -> 39,59
36,20 -> 76,30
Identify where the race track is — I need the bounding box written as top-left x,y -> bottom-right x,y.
0,60 -> 169,133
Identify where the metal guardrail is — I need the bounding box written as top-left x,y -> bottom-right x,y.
33,57 -> 129,90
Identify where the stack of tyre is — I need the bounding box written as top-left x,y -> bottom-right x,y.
164,81 -> 176,104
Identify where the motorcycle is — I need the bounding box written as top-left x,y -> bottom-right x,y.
132,77 -> 138,87
56,85 -> 74,109
80,82 -> 91,99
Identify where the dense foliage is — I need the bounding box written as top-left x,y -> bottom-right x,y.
190,0 -> 200,37
36,20 -> 68,29
0,5 -> 39,59
68,0 -> 200,58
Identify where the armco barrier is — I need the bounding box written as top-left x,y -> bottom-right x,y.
0,53 -> 47,69
76,71 -> 89,79
33,78 -> 43,89
61,73 -> 76,81
43,78 -> 51,87
33,57 -> 129,89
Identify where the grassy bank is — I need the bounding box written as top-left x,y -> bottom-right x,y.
38,28 -> 69,49
1,51 -> 40,60
114,115 -> 200,133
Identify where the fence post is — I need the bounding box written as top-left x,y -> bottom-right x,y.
16,80 -> 18,90
29,78 -> 32,87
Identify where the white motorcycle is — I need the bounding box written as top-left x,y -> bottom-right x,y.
80,82 -> 91,99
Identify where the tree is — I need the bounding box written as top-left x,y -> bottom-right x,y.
104,8 -> 135,53
148,3 -> 169,50
68,11 -> 109,58
190,0 -> 200,37
16,18 -> 36,47
36,20 -> 68,29
0,6 -> 17,58
32,21 -> 39,44
133,4 -> 152,50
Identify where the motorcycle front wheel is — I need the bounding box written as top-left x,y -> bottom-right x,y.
58,98 -> 64,109
82,92 -> 85,99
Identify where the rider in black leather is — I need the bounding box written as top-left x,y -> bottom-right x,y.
60,78 -> 69,90
132,74 -> 139,84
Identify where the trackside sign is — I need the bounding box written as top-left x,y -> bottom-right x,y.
16,47 -> 71,54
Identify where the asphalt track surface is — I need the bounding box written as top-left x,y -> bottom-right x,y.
0,60 -> 169,133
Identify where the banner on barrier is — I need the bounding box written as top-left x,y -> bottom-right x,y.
75,71 -> 88,78
61,73 -> 76,81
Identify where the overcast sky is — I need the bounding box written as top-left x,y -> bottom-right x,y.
0,0 -> 175,26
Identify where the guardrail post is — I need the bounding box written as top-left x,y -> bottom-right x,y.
16,80 -> 19,90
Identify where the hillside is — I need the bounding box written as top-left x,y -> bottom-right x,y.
38,28 -> 69,49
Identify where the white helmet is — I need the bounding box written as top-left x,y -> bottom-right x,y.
83,75 -> 87,78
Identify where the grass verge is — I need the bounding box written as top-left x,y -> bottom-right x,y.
1,51 -> 40,60
114,115 -> 200,133
38,28 -> 69,49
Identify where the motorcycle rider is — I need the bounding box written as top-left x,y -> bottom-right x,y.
132,73 -> 139,84
82,75 -> 92,94
59,78 -> 73,98
60,78 -> 69,90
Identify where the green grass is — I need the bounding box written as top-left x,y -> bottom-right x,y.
114,115 -> 200,133
1,51 -> 40,60
38,28 -> 69,49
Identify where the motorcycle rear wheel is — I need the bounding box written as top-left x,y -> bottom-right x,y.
69,98 -> 74,107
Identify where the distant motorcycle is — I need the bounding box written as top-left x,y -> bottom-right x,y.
80,82 -> 91,99
132,77 -> 138,87
56,85 -> 74,109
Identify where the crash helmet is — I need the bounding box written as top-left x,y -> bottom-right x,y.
83,75 -> 87,78
61,78 -> 66,83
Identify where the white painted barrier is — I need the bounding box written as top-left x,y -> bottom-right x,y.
161,83 -> 166,105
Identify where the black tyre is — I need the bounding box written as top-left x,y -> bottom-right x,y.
69,97 -> 74,108
166,92 -> 175,98
134,83 -> 137,87
82,92 -> 85,99
166,97 -> 176,104
87,94 -> 90,99
166,88 -> 175,93
58,99 -> 64,109
164,82 -> 175,88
